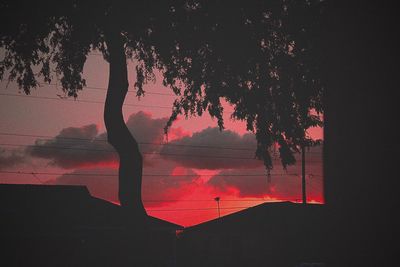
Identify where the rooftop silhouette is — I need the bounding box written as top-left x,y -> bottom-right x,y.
0,184 -> 183,267
177,201 -> 326,267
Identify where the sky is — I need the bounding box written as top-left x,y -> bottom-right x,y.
0,52 -> 323,227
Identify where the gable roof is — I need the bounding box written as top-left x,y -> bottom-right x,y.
183,201 -> 325,234
0,184 -> 183,233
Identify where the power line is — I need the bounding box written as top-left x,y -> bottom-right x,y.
86,87 -> 175,97
0,143 -> 256,160
0,132 -> 257,152
0,93 -> 173,109
0,169 -> 323,204
0,132 -> 323,154
0,170 -> 312,178
42,82 -> 177,97
144,201 -> 322,212
0,143 -> 116,152
0,143 -> 258,160
0,91 -> 238,114
143,199 -> 277,203
31,172 -> 44,184
0,89 -> 239,113
0,143 -> 324,162
0,172 -> 316,206
146,206 -> 254,212
1,87 -> 323,136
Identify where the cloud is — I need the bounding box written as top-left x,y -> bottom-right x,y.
159,127 -> 263,169
207,169 -> 272,197
207,145 -> 323,201
26,112 -> 188,169
53,159 -> 200,207
27,124 -> 117,169
141,160 -> 201,206
208,168 -> 323,201
25,111 -> 320,172
125,111 -> 168,144
0,147 -> 26,170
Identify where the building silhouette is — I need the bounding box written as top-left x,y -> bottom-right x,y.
0,184 -> 183,267
177,201 -> 325,267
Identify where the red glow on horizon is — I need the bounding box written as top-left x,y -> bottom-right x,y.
145,196 -> 325,227
143,186 -> 325,227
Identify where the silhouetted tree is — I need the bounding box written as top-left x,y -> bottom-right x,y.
0,0 -> 323,216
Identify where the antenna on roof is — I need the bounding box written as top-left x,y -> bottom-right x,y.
214,197 -> 221,218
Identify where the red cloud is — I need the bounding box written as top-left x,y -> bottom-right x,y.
53,159 -> 201,207
207,145 -> 323,201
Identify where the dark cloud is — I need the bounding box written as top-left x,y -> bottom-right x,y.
27,124 -> 116,169
0,147 -> 26,170
208,168 -> 323,200
207,146 -> 323,200
208,169 -> 271,197
160,127 -> 262,169
53,159 -> 200,207
26,112 -> 183,169
26,111 -> 321,172
125,111 -> 168,144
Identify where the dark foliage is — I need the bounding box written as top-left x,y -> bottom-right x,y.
0,0 -> 324,170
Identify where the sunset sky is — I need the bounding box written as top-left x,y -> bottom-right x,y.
0,52 -> 323,227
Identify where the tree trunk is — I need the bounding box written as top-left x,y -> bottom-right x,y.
104,31 -> 146,218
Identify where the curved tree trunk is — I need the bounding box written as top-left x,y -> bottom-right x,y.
104,31 -> 146,217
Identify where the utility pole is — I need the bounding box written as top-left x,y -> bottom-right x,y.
214,197 -> 221,218
302,144 -> 307,204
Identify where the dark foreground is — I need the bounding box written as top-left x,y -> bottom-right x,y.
1,184 -> 326,267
